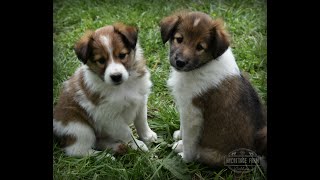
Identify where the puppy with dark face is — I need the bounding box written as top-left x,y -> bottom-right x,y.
161,12 -> 229,72
53,23 -> 157,157
160,11 -> 267,167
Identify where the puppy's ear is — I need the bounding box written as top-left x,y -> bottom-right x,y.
74,30 -> 94,64
210,18 -> 230,59
159,15 -> 180,44
113,23 -> 138,49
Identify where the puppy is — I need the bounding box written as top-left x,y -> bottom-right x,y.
53,23 -> 157,156
160,11 -> 267,167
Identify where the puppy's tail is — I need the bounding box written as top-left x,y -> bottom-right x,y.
255,126 -> 267,156
254,126 -> 267,173
197,147 -> 225,167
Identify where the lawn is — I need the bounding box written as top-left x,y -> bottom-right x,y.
53,0 -> 267,179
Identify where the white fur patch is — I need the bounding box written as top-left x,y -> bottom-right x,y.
134,43 -> 144,62
169,47 -> 240,162
53,119 -> 96,156
178,97 -> 204,162
193,18 -> 201,27
173,130 -> 181,141
172,140 -> 183,153
100,35 -> 114,61
77,65 -> 151,136
134,96 -> 158,144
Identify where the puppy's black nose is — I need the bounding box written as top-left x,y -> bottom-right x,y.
176,60 -> 187,68
110,73 -> 122,83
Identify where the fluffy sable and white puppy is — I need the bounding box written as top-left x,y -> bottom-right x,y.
160,11 -> 267,167
53,23 -> 157,156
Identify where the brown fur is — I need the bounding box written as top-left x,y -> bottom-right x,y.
192,76 -> 267,166
73,23 -> 143,79
113,22 -> 138,49
53,70 -> 95,128
58,135 -> 77,148
74,30 -> 94,64
160,11 -> 230,71
255,126 -> 267,156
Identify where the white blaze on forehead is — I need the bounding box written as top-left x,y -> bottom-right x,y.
107,62 -> 125,74
100,35 -> 114,62
98,34 -> 130,85
193,18 -> 201,27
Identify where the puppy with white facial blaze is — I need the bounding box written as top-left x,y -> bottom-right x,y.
53,23 -> 157,157
160,11 -> 267,167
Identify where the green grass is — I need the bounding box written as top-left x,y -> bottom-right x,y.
53,0 -> 267,179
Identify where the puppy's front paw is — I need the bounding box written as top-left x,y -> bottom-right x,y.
178,152 -> 192,163
103,153 -> 116,161
178,152 -> 186,162
140,130 -> 157,144
129,139 -> 149,152
87,149 -> 101,156
173,130 -> 181,141
172,140 -> 183,153
87,149 -> 116,161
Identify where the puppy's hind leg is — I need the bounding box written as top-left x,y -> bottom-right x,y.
53,119 -> 97,157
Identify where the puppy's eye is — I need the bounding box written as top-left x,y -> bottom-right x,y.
97,58 -> 105,64
196,44 -> 204,51
175,37 -> 183,44
119,53 -> 127,59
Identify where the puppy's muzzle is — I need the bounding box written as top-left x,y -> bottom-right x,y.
110,73 -> 123,85
176,60 -> 187,68
175,55 -> 188,69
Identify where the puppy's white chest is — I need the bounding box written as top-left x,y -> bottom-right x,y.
77,74 -> 150,133
89,88 -> 144,134
98,84 -> 145,115
168,71 -> 203,101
